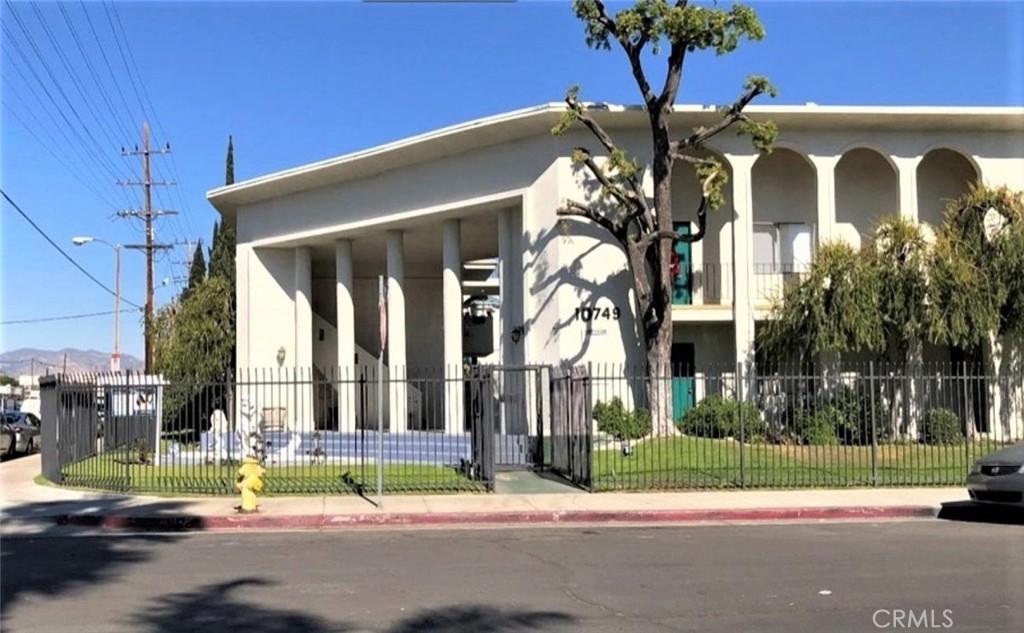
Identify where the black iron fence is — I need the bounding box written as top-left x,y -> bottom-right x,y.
550,366 -> 593,490
590,362 -> 1023,491
42,367 -> 510,496
39,362 -> 1021,495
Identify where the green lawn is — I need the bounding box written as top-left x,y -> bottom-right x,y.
592,436 -> 1003,491
60,454 -> 486,496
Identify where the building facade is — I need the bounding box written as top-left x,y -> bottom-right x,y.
207,103 -> 1024,434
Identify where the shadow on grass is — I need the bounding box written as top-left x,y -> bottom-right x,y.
937,500 -> 1024,525
128,577 -> 577,633
0,498 -> 193,632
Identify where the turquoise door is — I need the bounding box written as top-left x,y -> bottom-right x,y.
672,222 -> 693,305
671,343 -> 696,422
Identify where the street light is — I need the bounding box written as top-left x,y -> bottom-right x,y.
73,236 -> 122,372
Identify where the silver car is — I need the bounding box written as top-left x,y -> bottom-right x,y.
966,442 -> 1024,506
1,411 -> 41,456
0,424 -> 14,456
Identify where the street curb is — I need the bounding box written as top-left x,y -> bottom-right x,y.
53,505 -> 940,531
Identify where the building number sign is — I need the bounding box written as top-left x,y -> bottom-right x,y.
575,305 -> 621,322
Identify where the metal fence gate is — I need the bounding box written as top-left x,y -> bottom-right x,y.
549,365 -> 593,490
42,374 -> 162,492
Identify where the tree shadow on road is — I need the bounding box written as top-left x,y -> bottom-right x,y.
129,578 -> 354,633
0,498 -> 190,632
389,605 -> 575,632
128,576 -> 577,633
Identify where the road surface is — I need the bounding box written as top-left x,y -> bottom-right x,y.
2,520 -> 1022,632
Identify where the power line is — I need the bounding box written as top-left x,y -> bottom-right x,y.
0,188 -> 143,310
2,308 -> 141,326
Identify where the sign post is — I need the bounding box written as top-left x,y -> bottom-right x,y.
377,275 -> 386,507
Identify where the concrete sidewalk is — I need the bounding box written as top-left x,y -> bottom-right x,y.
1,454 -> 973,534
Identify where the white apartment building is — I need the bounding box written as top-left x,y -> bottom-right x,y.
207,103 -> 1024,434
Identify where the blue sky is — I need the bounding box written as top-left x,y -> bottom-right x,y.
2,0 -> 1022,363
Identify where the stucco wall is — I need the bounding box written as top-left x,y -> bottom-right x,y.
835,148 -> 900,249
233,118 -> 1024,381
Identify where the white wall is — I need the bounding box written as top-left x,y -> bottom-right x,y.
234,117 -> 1024,388
835,148 -> 899,249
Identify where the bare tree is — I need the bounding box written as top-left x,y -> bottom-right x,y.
553,0 -> 778,432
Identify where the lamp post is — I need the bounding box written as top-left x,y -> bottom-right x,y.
73,236 -> 122,372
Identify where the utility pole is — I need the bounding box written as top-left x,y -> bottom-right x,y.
172,238 -> 195,285
118,121 -> 177,374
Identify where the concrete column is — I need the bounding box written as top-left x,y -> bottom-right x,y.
728,155 -> 757,398
335,239 -> 357,432
235,245 -> 251,371
387,230 -> 408,433
811,155 -> 840,244
498,208 -> 513,433
294,246 -> 313,434
442,219 -> 464,433
893,156 -> 921,222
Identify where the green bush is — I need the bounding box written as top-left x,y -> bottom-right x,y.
793,407 -> 840,445
593,397 -> 652,441
920,408 -> 963,445
829,386 -> 890,445
777,387 -> 888,446
678,395 -> 765,441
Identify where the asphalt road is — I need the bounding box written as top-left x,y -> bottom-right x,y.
2,521 -> 1022,633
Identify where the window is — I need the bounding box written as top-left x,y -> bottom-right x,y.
753,222 -> 814,273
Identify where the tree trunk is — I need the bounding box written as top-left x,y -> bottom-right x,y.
645,142 -> 678,436
646,317 -> 674,435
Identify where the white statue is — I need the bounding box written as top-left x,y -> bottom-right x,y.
236,397 -> 263,462
206,408 -> 229,465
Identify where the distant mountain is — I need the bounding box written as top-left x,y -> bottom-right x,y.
0,348 -> 144,377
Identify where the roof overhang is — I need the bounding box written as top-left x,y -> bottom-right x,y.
207,102 -> 1024,219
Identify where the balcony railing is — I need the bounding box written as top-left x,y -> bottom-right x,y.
672,263 -> 734,307
753,263 -> 810,305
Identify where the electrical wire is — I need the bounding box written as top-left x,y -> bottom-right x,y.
1,188 -> 144,310
2,308 -> 141,326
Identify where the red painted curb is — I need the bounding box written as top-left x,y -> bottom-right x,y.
54,505 -> 939,531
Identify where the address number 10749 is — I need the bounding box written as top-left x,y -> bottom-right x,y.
574,306 -> 621,322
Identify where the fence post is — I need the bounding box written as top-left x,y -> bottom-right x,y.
39,375 -> 60,483
963,365 -> 971,472
737,361 -> 745,489
870,361 -> 878,487
588,362 -> 595,493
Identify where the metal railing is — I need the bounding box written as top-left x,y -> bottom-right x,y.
589,362 -> 1022,492
676,263 -> 734,306
43,367 -> 501,496
752,263 -> 810,304
40,362 -> 1022,495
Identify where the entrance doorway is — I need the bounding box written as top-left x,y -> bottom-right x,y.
671,342 -> 696,422
672,222 -> 693,305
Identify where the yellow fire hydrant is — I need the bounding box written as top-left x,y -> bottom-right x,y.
236,457 -> 266,513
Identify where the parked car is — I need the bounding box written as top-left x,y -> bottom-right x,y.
1,423 -> 15,457
1,411 -> 41,455
966,442 -> 1024,506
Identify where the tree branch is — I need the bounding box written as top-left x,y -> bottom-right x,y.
557,200 -> 627,243
591,0 -> 657,109
575,148 -> 638,210
638,166 -> 718,249
565,94 -> 652,225
671,84 -> 764,153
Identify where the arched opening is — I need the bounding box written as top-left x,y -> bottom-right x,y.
916,148 -> 979,234
671,148 -> 733,306
835,148 -> 899,249
751,147 -> 817,306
